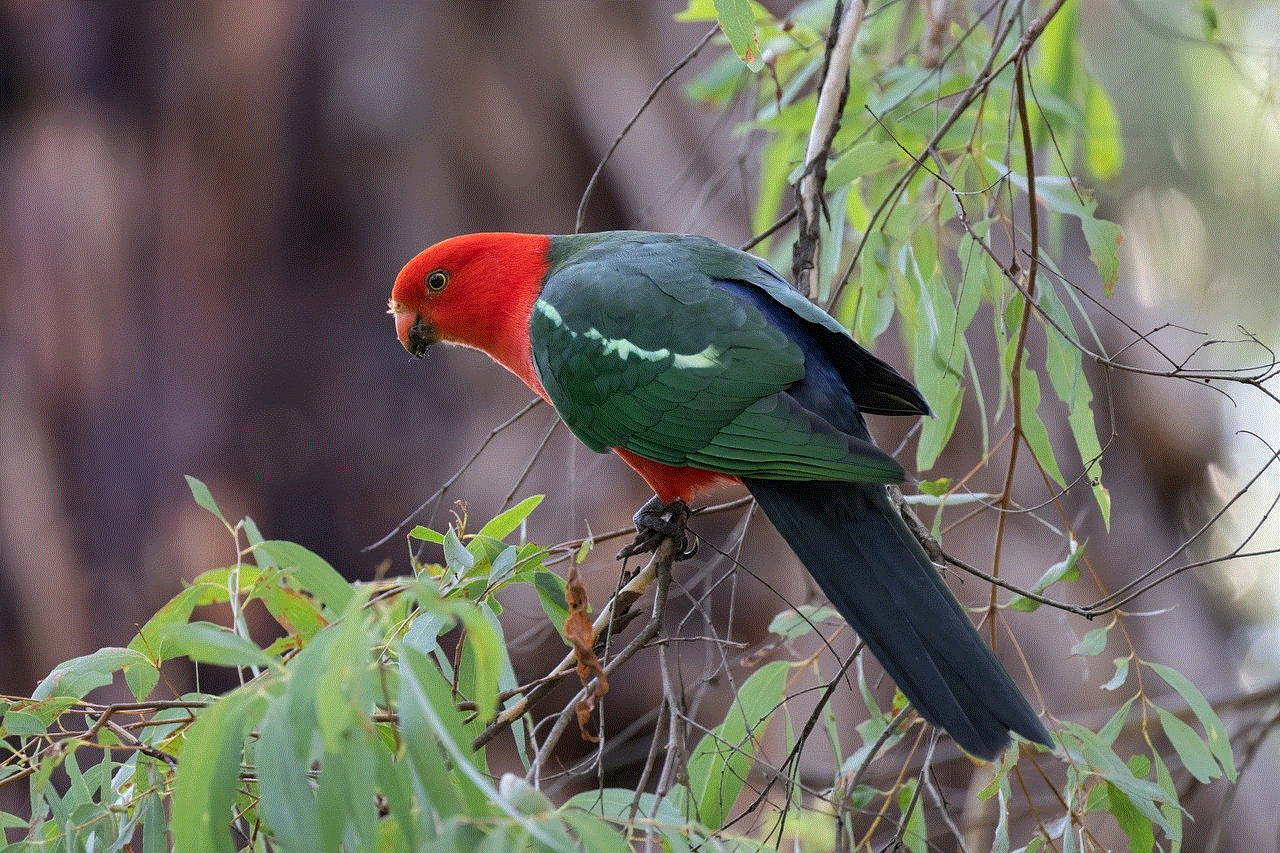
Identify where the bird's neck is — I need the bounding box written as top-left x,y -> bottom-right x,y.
463,233 -> 551,398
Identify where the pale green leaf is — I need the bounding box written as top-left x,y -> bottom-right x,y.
1098,696 -> 1134,745
256,691 -> 322,853
159,621 -> 276,669
1018,365 -> 1066,486
688,660 -> 789,828
534,570 -> 570,640
486,546 -> 520,589
31,647 -> 157,702
409,525 -> 444,545
712,0 -> 762,70
185,475 -> 228,526
443,526 -> 476,575
1084,78 -> 1124,180
172,688 -> 265,853
2,708 -> 46,736
1007,540 -> 1082,611
256,540 -> 353,613
1146,661 -> 1236,781
1106,782 -> 1155,853
1156,707 -> 1221,784
475,494 -> 544,542
1101,656 -> 1131,691
768,604 -> 840,640
897,778 -> 927,853
397,645 -> 478,819
1071,625 -> 1108,657
1060,721 -> 1173,836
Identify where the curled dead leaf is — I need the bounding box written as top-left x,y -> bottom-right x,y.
564,565 -> 608,742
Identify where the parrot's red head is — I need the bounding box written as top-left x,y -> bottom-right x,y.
389,232 -> 551,386
389,233 -> 550,389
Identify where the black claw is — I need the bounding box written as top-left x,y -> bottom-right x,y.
618,497 -> 696,562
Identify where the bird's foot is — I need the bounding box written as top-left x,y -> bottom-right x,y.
618,496 -> 697,562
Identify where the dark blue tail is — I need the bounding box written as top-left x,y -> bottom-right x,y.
745,477 -> 1052,760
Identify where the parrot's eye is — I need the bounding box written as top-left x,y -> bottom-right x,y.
426,270 -> 448,292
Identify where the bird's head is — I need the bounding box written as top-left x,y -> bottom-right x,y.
389,232 -> 550,359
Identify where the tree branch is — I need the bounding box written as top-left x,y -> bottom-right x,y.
794,0 -> 866,299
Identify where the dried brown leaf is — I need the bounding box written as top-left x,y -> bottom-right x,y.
564,566 -> 608,741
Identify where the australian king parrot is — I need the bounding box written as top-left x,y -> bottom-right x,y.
389,230 -> 1052,760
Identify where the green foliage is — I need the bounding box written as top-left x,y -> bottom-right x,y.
2,475 -> 1238,851
1,480 -> 617,852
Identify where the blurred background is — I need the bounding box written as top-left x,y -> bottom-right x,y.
1,0 -> 1278,849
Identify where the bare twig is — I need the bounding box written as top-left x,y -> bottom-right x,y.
364,396 -> 544,552
575,27 -> 718,233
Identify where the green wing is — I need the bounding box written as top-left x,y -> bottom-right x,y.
529,233 -> 904,484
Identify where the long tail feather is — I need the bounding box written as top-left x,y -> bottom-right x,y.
744,478 -> 1052,760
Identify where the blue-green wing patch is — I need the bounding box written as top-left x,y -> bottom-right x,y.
529,234 -> 904,484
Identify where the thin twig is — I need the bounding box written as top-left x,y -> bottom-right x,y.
575,27 -> 718,233
364,396 -> 543,551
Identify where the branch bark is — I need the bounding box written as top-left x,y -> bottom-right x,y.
793,0 -> 866,299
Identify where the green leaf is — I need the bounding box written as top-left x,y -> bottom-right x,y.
1149,749 -> 1183,848
1101,656 -> 1131,691
408,525 -> 444,545
767,604 -> 839,640
172,687 -> 266,853
1105,783 -> 1155,853
1155,707 -> 1221,785
397,645 -> 476,820
1097,695 -> 1134,745
711,0 -> 762,70
560,808 -> 633,853
130,577 -> 229,660
687,659 -> 789,828
1017,365 -> 1066,486
1084,78 -> 1124,180
185,475 -> 228,526
1039,279 -> 1110,526
499,773 -> 554,817
911,259 -> 965,471
2,708 -> 47,736
256,581 -> 326,645
1059,721 -> 1173,836
564,787 -> 687,827
476,494 -> 544,542
486,546 -> 520,589
1071,625 -> 1108,658
256,686 -> 323,853
996,162 -> 1124,299
314,589 -> 375,755
1007,540 -> 1082,611
826,140 -> 904,190
443,526 -> 476,575
256,540 -> 353,613
534,570 -> 570,640
159,621 -> 276,669
1146,661 -> 1236,781
31,647 -> 157,702
455,603 -> 503,724
897,778 -> 928,853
